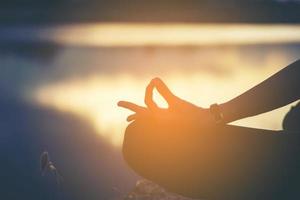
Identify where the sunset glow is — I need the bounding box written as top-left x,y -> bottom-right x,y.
49,23 -> 300,47
34,70 -> 293,146
30,23 -> 300,146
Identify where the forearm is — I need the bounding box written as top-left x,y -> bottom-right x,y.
220,59 -> 300,123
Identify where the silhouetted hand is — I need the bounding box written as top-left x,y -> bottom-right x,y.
118,78 -> 214,127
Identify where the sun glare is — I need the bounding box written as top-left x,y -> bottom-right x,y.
34,68 -> 293,146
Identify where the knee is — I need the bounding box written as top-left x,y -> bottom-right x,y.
122,119 -> 152,172
122,120 -> 139,164
122,118 -> 168,178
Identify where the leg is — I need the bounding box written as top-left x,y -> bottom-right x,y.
123,118 -> 300,200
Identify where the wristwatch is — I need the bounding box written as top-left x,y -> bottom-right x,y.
209,103 -> 224,124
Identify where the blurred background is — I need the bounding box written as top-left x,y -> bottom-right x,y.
0,0 -> 300,199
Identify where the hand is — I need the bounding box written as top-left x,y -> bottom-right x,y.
118,78 -> 215,127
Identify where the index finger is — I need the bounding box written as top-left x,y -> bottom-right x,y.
117,101 -> 147,113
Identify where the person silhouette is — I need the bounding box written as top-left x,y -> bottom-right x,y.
118,59 -> 300,200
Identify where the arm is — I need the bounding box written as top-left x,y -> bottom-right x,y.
119,59 -> 300,126
221,59 -> 300,123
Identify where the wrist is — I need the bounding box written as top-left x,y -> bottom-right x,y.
219,102 -> 236,123
209,103 -> 225,125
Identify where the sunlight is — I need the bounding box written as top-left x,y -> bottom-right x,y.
31,23 -> 300,146
34,66 -> 293,146
49,23 -> 300,46
34,75 -> 142,146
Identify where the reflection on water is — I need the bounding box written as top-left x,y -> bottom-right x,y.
51,23 -> 300,47
5,23 -> 295,146
2,23 -> 300,47
34,49 -> 296,146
